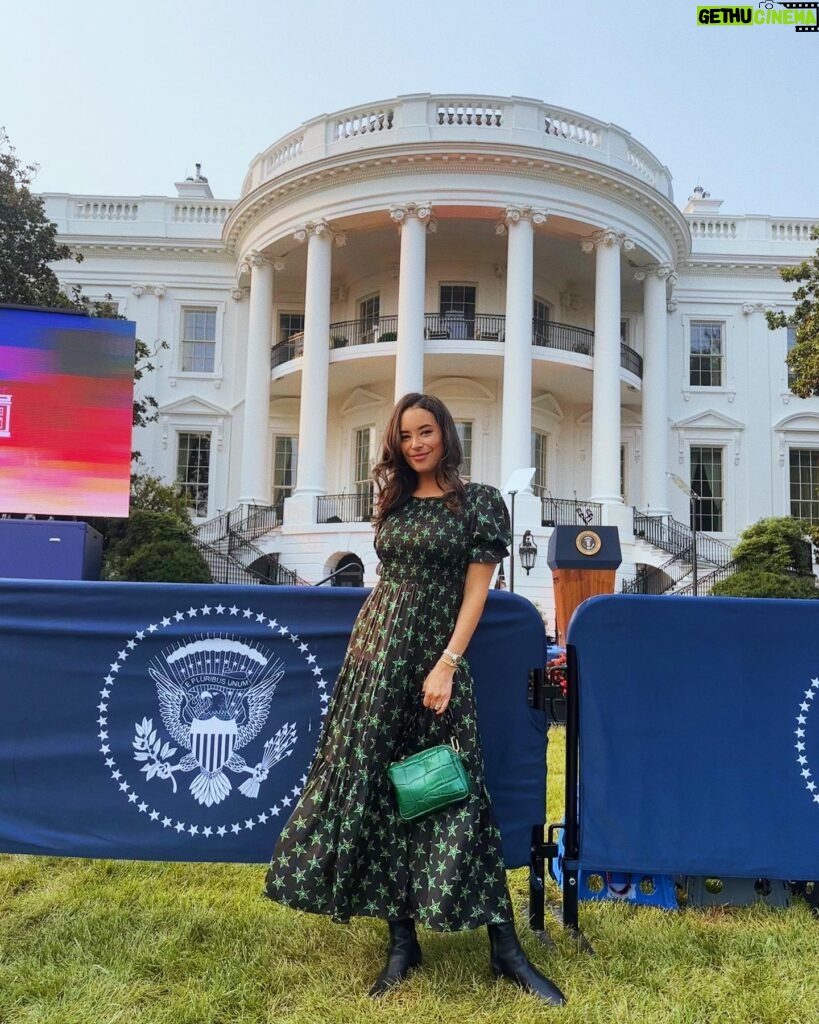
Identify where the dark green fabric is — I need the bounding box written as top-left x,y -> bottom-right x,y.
266,483 -> 513,931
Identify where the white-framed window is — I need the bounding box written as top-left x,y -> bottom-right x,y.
279,312 -> 304,342
533,297 -> 551,343
90,294 -> 123,317
455,421 -> 473,479
789,448 -> 819,524
353,426 -> 375,517
787,325 -> 797,391
689,321 -> 724,388
531,430 -> 549,497
176,431 -> 211,517
180,308 -> 217,373
690,446 -> 724,532
272,436 -> 297,510
359,294 -> 380,331
439,283 -> 477,338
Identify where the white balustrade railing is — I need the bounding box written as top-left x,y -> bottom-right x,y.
689,220 -> 738,239
626,145 -> 656,185
334,106 -> 394,140
687,216 -> 818,247
75,201 -> 139,221
240,94 -> 673,198
436,100 -> 503,127
172,203 -> 233,224
770,221 -> 818,241
263,134 -> 304,176
544,112 -> 600,148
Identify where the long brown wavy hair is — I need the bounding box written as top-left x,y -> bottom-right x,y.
372,393 -> 466,529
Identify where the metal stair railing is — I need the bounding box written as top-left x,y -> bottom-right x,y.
633,511 -> 732,566
673,558 -> 742,596
196,537 -> 309,587
621,552 -> 693,595
195,502 -> 306,587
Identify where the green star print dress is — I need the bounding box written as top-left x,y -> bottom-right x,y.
265,483 -> 513,931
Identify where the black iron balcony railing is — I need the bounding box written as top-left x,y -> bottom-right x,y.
271,314 -> 643,377
538,495 -> 603,527
317,491 -> 374,524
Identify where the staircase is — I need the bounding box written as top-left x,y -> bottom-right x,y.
625,512 -> 737,596
195,504 -> 309,586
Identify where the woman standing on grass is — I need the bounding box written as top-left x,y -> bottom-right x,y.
266,392 -> 564,1006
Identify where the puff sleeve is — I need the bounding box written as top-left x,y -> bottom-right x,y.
467,484 -> 511,564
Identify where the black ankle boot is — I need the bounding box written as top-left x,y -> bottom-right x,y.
368,918 -> 422,997
487,921 -> 566,1005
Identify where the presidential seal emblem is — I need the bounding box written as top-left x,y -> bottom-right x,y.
575,530 -> 602,557
141,636 -> 290,807
97,601 -> 329,841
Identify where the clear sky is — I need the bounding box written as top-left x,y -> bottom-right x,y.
2,0 -> 817,216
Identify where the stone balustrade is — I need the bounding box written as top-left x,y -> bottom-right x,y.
41,195 -> 235,241
239,93 -> 675,200
687,214 -> 819,254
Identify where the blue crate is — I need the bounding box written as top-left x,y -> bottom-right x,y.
550,831 -> 679,909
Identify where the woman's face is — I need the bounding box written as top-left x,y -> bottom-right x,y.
399,406 -> 444,479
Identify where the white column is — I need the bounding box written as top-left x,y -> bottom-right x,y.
637,264 -> 674,514
287,221 -> 344,523
500,206 -> 547,487
582,229 -> 634,505
390,202 -> 432,401
238,254 -> 275,504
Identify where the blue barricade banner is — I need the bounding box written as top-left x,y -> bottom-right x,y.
570,595 -> 819,880
0,581 -> 546,868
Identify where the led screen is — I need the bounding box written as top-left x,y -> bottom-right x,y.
0,305 -> 136,517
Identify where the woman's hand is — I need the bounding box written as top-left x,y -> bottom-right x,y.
421,661 -> 456,715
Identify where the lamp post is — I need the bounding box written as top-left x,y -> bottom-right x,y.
667,472 -> 702,596
502,467 -> 536,594
519,530 -> 538,575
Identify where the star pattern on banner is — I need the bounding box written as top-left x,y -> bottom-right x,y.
98,605 -> 327,838
266,484 -> 515,932
796,676 -> 819,805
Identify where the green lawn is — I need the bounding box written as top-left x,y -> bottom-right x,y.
1,729 -> 818,1024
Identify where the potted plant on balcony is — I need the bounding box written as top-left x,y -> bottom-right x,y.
378,330 -> 397,342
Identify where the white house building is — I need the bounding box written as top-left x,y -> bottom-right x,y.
44,94 -> 819,620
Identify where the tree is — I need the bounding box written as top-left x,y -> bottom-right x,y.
766,226 -> 819,398
0,127 -> 80,308
1,132 -> 164,446
91,474 -> 211,584
711,516 -> 817,599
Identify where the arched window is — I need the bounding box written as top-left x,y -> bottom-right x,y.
332,553 -> 364,587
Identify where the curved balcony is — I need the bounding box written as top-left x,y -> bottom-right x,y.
240,94 -> 673,200
270,315 -> 643,377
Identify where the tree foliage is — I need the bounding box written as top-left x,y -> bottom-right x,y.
0,127 -> 80,308
711,516 -> 817,599
711,568 -> 817,600
766,226 -> 819,398
90,472 -> 211,583
0,131 -> 163,442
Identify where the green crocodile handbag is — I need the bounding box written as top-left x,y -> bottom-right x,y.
387,731 -> 470,822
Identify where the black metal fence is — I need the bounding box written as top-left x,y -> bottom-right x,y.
633,512 -> 733,566
621,553 -> 693,595
196,504 -> 282,545
539,496 -> 602,527
270,315 -> 644,378
316,492 -> 374,524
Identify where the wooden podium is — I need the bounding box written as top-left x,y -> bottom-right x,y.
547,526 -> 622,644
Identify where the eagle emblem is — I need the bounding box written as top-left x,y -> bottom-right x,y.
134,635 -> 297,807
